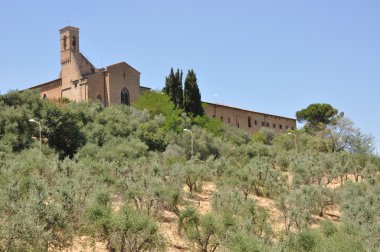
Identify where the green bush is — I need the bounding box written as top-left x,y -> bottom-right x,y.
0,89 -> 378,251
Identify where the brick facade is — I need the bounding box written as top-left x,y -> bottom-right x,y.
204,102 -> 296,133
29,26 -> 296,133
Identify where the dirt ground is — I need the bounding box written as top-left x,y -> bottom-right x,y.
62,175 -> 348,251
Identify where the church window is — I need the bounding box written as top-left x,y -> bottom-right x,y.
123,72 -> 126,79
121,87 -> 130,105
63,36 -> 67,50
221,116 -> 223,122
266,122 -> 270,127
261,122 -> 265,126
279,124 -> 283,129
237,123 -> 240,128
248,117 -> 251,128
273,123 -> 276,128
96,94 -> 102,102
72,36 -> 76,49
255,120 -> 257,125
228,117 -> 230,123
285,125 -> 289,130
213,114 -> 215,118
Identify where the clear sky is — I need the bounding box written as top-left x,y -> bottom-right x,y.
0,0 -> 379,151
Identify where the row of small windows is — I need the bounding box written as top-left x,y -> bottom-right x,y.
214,114 -> 293,130
39,96 -> 294,131
40,95 -> 293,130
62,58 -> 71,65
254,118 -> 287,129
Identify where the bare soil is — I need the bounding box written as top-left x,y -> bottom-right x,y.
61,176 -> 349,251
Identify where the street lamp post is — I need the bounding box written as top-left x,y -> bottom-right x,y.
183,129 -> 193,159
29,119 -> 42,156
288,132 -> 298,155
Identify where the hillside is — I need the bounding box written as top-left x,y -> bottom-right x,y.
0,90 -> 379,252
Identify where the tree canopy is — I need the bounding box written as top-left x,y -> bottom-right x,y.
0,90 -> 378,251
296,103 -> 342,132
163,68 -> 183,109
163,68 -> 204,118
184,69 -> 204,117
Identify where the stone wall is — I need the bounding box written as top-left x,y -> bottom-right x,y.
204,102 -> 296,133
31,79 -> 62,100
27,26 -> 297,134
87,72 -> 106,104
106,63 -> 141,105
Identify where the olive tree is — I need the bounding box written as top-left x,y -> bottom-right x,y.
178,207 -> 220,252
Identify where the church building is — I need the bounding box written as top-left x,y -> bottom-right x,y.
30,26 -> 296,133
30,26 -> 149,106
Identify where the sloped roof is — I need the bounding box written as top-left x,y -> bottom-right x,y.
204,101 -> 295,121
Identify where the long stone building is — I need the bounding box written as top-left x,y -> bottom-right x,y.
29,26 -> 296,133
204,103 -> 295,133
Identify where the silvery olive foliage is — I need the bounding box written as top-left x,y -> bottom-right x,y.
0,90 -> 379,251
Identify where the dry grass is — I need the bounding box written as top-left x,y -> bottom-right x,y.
60,175 -> 355,251
159,182 -> 218,251
157,210 -> 190,251
60,236 -> 108,252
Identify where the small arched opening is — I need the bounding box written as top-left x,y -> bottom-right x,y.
96,94 -> 102,102
121,87 -> 130,105
63,36 -> 67,50
43,94 -> 47,100
72,36 -> 76,50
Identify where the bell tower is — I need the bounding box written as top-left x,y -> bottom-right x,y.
60,26 -> 79,59
59,26 -> 82,90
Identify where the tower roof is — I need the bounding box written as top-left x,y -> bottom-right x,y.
59,26 -> 79,32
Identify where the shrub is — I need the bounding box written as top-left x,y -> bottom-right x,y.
252,128 -> 276,145
179,208 -> 220,252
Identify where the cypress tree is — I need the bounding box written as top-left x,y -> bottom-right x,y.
163,68 -> 175,103
174,69 -> 183,109
184,69 -> 204,116
163,68 -> 183,108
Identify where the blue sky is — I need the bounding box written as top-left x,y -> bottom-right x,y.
0,0 -> 379,151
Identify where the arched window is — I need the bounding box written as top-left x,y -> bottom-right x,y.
96,94 -> 102,102
121,87 -> 130,105
43,94 -> 47,99
63,36 -> 67,50
72,36 -> 76,50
